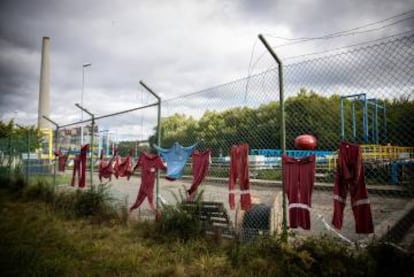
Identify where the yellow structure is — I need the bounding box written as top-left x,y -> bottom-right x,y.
38,128 -> 53,160
328,144 -> 414,170
361,144 -> 414,160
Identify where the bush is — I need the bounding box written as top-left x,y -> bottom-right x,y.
157,204 -> 203,242
22,180 -> 55,202
230,236 -> 313,276
367,242 -> 414,277
153,188 -> 205,242
0,165 -> 28,193
73,183 -> 117,221
297,235 -> 375,276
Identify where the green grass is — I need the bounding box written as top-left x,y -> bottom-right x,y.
1,175 -> 413,276
0,189 -> 234,276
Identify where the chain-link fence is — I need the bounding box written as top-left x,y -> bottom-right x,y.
148,33 -> 414,249
1,33 -> 413,250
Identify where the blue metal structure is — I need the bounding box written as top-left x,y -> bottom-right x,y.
340,93 -> 387,144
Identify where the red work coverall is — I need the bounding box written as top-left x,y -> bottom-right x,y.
332,141 -> 374,234
54,150 -> 68,172
228,144 -> 251,210
78,144 -> 89,188
71,144 -> 89,188
282,154 -> 316,230
187,149 -> 211,201
99,149 -> 115,182
129,152 -> 166,212
114,150 -> 133,180
71,155 -> 80,187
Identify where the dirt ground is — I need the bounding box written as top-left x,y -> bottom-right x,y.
102,174 -> 410,243
58,172 -> 413,245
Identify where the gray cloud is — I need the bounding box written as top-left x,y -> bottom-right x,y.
0,0 -> 413,139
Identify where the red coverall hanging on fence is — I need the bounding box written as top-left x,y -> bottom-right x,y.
71,144 -> 89,188
129,152 -> 166,212
79,144 -> 89,188
228,144 -> 251,210
282,154 -> 316,230
58,153 -> 68,172
114,149 -> 133,180
187,149 -> 211,201
332,141 -> 374,233
71,155 -> 80,187
54,150 -> 68,172
99,149 -> 116,182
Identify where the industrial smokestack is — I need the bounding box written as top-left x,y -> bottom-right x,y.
38,36 -> 50,128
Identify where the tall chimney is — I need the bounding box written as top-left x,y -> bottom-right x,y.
38,36 -> 50,128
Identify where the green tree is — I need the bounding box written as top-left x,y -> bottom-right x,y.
285,89 -> 341,150
386,94 -> 414,146
0,120 -> 42,165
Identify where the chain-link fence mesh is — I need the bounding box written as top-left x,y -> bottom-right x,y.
1,33 -> 413,250
151,34 -> 414,248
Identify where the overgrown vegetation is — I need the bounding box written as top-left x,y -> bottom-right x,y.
0,173 -> 413,276
149,90 -> 414,153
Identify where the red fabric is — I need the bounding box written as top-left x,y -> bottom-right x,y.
129,152 -> 166,212
71,155 -> 81,187
79,144 -> 89,188
332,141 -> 374,234
228,144 -> 251,210
114,149 -> 133,180
58,154 -> 68,172
99,149 -> 116,182
187,149 -> 211,201
54,150 -> 68,172
70,145 -> 89,188
283,154 -> 316,230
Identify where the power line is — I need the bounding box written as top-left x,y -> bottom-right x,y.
247,12 -> 414,78
255,30 -> 414,83
263,9 -> 414,42
284,30 -> 414,61
270,15 -> 414,49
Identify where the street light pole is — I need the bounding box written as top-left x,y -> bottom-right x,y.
81,63 -> 92,146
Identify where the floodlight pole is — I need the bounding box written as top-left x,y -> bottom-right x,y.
42,115 -> 60,188
81,63 -> 92,146
75,103 -> 95,187
139,81 -> 162,210
258,34 -> 287,242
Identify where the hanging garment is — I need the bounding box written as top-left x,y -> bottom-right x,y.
332,141 -> 374,234
228,144 -> 252,210
187,149 -> 211,201
129,152 -> 166,212
71,155 -> 81,187
282,154 -> 316,230
70,144 -> 89,188
154,142 -> 197,180
54,150 -> 68,172
114,149 -> 134,180
98,149 -> 116,182
79,144 -> 89,188
58,153 -> 68,172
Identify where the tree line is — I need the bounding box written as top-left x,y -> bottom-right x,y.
0,120 -> 42,164
148,88 -> 414,156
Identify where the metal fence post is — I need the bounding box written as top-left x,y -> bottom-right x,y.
27,130 -> 30,185
139,81 -> 162,209
42,116 -> 60,189
90,116 -> 95,186
258,34 -> 287,242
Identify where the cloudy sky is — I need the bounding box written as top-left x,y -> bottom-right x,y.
0,0 -> 413,140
